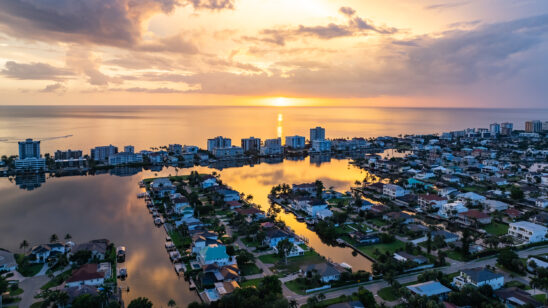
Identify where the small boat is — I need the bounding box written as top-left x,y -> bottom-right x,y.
117,267 -> 128,278
165,242 -> 176,251
137,192 -> 146,198
174,263 -> 185,275
117,246 -> 126,263
339,262 -> 352,270
296,216 -> 305,222
166,236 -> 172,242
154,217 -> 164,226
138,181 -> 145,188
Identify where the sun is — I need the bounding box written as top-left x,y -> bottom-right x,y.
272,97 -> 291,107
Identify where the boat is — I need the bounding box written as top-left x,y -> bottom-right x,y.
137,192 -> 146,198
174,263 -> 185,275
166,236 -> 172,242
296,216 -> 305,222
117,246 -> 126,263
138,181 -> 145,188
339,262 -> 352,270
165,241 -> 176,251
154,217 -> 164,226
117,267 -> 128,278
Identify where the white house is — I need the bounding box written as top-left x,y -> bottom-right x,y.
65,264 -> 105,287
418,194 -> 448,210
452,268 -> 504,290
536,198 -> 548,208
508,221 -> 548,244
302,199 -> 329,216
527,257 -> 548,272
438,201 -> 468,218
484,200 -> 509,212
458,192 -> 487,204
383,184 -> 406,199
0,250 -> 17,272
201,176 -> 218,189
198,245 -> 234,266
300,263 -> 344,283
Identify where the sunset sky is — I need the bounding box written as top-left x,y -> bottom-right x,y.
0,0 -> 547,107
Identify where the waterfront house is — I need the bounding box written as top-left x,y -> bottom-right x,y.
273,243 -> 305,258
300,263 -> 345,283
150,178 -> 176,197
432,230 -> 459,243
202,263 -> 240,282
349,232 -> 380,245
495,287 -> 543,308
65,263 -> 105,287
418,194 -> 448,210
456,210 -> 492,226
508,221 -> 548,244
393,252 -> 428,265
30,243 -> 67,263
452,267 -> 504,290
382,212 -> 414,224
383,184 -> 406,199
192,234 -> 223,254
263,228 -> 295,248
406,281 -> 451,299
198,245 -> 233,266
366,182 -> 384,194
292,183 -> 316,195
302,198 -> 329,217
234,207 -> 265,222
70,240 -> 108,261
217,189 -> 241,202
0,250 -> 17,272
226,201 -> 242,209
201,176 -> 218,189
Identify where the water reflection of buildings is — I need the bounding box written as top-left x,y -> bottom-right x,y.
15,173 -> 46,190
310,153 -> 331,165
109,166 -> 143,177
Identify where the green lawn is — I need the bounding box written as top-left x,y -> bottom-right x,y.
504,280 -> 531,290
359,240 -> 406,259
483,222 -> 509,236
446,250 -> 466,261
533,294 -> 546,303
377,286 -> 400,301
41,269 -> 72,290
15,255 -> 44,277
301,295 -> 357,308
240,278 -> 263,288
259,251 -> 325,273
369,218 -> 388,227
9,288 -> 24,296
169,231 -> 191,250
259,254 -> 281,264
240,263 -> 262,276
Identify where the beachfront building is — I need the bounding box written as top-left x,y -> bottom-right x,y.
525,120 -> 543,133
453,268 -> 504,290
108,152 -> 143,165
285,135 -> 306,149
212,147 -> 244,158
311,139 -> 331,152
383,184 -> 406,199
260,138 -> 283,156
15,138 -> 46,170
54,149 -> 82,160
241,137 -> 261,153
91,145 -> 118,161
508,221 -> 548,244
207,136 -> 231,152
310,126 -> 326,141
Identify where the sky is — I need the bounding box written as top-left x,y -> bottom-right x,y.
0,0 -> 547,107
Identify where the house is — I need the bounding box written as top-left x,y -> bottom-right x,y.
349,232 -> 380,245
432,230 -> 459,243
30,243 -> 67,263
192,234 -> 223,254
273,243 -> 304,258
70,240 -> 108,261
0,250 -> 17,272
226,201 -> 242,209
300,263 -> 345,283
393,252 -> 428,264
418,194 -> 448,210
150,178 -> 176,197
383,184 -> 406,199
64,285 -> 99,306
452,267 -> 504,290
438,201 -> 468,218
383,212 -> 414,224
217,189 -> 241,202
495,287 -> 543,308
202,263 -> 240,282
292,183 -> 316,195
457,192 -> 487,205
406,281 -> 451,299
201,176 -> 218,189
204,281 -> 240,302
234,207 -> 265,222
456,210 -> 492,226
527,257 -> 548,272
490,177 -> 508,186
198,245 -> 233,266
484,199 -> 509,212
264,228 -> 294,248
302,198 -> 329,216
505,208 -> 522,220
530,212 -> 548,226
366,182 -> 384,193
65,264 -> 105,287
508,221 -> 548,244
536,198 -> 548,208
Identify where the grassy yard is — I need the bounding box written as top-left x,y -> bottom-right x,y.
169,231 -> 191,250
377,286 -> 400,301
41,268 -> 72,290
483,222 -> 509,236
259,251 -> 325,273
240,263 -> 262,276
258,253 -> 281,264
301,295 -> 358,308
15,254 -> 44,277
359,240 -> 406,259
285,279 -> 327,295
446,250 -> 466,261
533,294 -> 546,303
240,278 -> 263,288
369,218 -> 388,227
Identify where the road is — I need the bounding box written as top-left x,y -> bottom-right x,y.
288,245 -> 548,306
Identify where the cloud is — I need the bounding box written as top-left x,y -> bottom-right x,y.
39,83 -> 67,93
295,23 -> 353,39
425,1 -> 469,11
137,33 -> 199,54
110,87 -> 183,93
66,47 -> 121,86
339,6 -> 356,17
188,0 -> 234,10
1,61 -> 74,81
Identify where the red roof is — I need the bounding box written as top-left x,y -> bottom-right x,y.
235,207 -> 263,216
66,264 -> 104,283
226,201 -> 242,207
461,209 -> 490,219
419,194 -> 447,201
505,208 -> 521,218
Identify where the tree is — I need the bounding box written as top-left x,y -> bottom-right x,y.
461,228 -> 471,257
510,186 -> 524,200
276,238 -> 294,264
127,297 -> 153,308
315,180 -> 324,199
497,249 -> 525,274
167,299 -> 176,307
49,234 -> 59,243
64,233 -> 72,241
357,287 -> 375,307
19,240 -> 29,253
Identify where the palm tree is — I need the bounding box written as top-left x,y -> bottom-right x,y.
168,299 -> 176,307
19,240 -> 29,254
49,234 -> 59,243
64,233 -> 72,241
289,299 -> 298,308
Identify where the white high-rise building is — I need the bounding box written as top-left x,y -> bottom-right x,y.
489,123 -> 500,135
18,139 -> 41,159
285,135 -> 305,149
241,137 -> 261,153
207,136 -> 231,152
91,145 -> 118,161
310,127 -> 325,141
525,120 -> 543,133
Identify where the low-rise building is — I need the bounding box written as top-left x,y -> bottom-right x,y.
508,221 -> 548,244
452,267 -> 504,290
418,194 -> 448,210
393,252 -> 428,264
406,281 -> 451,299
383,184 -> 406,199
438,201 -> 468,218
300,263 -> 345,283
65,263 -> 106,287
456,210 -> 492,226
0,250 -> 17,272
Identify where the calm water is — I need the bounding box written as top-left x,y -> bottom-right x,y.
1,106 -> 547,156
1,105 -> 547,306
